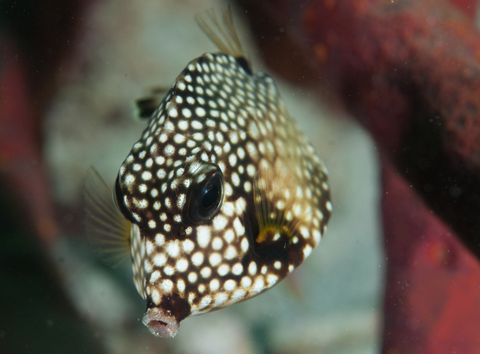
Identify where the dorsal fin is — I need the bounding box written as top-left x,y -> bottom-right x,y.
84,166 -> 132,267
196,5 -> 244,59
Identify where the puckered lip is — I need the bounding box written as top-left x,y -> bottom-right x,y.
142,307 -> 179,338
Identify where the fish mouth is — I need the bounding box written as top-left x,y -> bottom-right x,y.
142,307 -> 179,338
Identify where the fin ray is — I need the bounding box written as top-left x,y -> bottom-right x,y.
84,166 -> 132,268
253,167 -> 309,243
196,5 -> 244,58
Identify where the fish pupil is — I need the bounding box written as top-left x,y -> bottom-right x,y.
202,181 -> 220,209
187,165 -> 224,223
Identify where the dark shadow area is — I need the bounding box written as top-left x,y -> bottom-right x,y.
0,180 -> 104,354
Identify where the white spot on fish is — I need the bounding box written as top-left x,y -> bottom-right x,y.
197,226 -> 211,248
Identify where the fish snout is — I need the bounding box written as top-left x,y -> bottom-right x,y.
142,307 -> 179,338
142,290 -> 191,338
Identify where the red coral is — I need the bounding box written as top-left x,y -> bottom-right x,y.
237,0 -> 480,352
0,38 -> 57,246
0,1 -> 85,247
382,156 -> 480,353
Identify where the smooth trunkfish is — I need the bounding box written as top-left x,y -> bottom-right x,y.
85,6 -> 332,338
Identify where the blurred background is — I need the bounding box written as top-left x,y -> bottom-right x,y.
0,0 -> 384,353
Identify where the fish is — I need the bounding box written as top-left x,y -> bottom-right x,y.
84,6 -> 332,338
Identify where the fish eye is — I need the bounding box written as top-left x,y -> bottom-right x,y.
187,164 -> 224,223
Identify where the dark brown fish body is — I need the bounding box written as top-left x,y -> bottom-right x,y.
85,8 -> 331,338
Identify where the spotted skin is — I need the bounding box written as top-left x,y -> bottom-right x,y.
115,52 -> 331,337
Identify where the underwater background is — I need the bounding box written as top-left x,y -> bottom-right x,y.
7,0 -> 479,353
